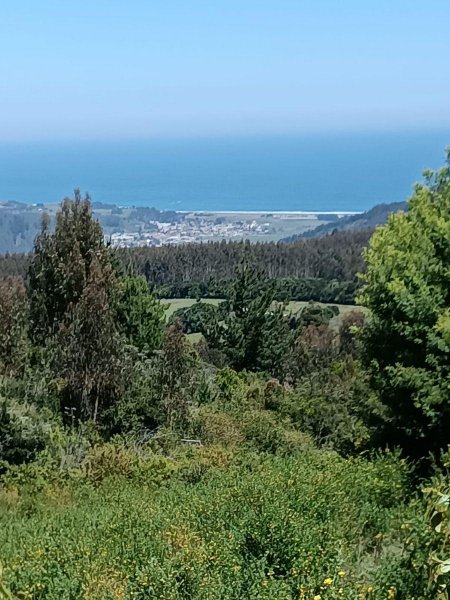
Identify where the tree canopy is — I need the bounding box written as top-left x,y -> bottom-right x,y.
359,151 -> 450,456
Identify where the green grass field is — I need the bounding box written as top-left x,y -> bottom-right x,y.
161,298 -> 367,331
161,298 -> 223,319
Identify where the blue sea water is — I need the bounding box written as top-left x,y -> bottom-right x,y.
0,131 -> 449,212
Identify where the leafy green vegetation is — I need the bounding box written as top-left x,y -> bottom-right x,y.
0,448 -> 427,600
359,152 -> 450,459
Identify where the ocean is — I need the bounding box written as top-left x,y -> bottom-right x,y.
0,131 -> 448,212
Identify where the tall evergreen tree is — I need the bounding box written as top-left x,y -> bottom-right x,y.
28,190 -> 115,344
257,303 -> 293,380
208,264 -> 292,377
218,264 -> 274,371
156,321 -> 199,430
53,258 -> 124,422
27,191 -> 123,422
115,275 -> 165,356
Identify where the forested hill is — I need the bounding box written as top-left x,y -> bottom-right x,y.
120,229 -> 371,301
123,229 -> 369,283
281,201 -> 406,242
0,228 -> 370,303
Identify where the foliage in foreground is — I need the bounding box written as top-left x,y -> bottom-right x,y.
0,447 -> 428,600
359,152 -> 450,458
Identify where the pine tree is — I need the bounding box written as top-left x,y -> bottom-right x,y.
218,264 -> 273,371
28,190 -> 115,344
209,264 -> 292,377
257,302 -> 293,380
115,275 -> 165,355
27,191 -> 123,422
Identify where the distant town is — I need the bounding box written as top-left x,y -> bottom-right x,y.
109,217 -> 272,247
0,199 -> 347,252
107,211 -> 351,247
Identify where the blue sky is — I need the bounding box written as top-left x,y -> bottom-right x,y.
1,1 -> 449,140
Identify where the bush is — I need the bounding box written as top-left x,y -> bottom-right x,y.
240,409 -> 311,455
339,309 -> 366,357
168,302 -> 220,336
415,449 -> 450,598
216,367 -> 250,405
81,441 -> 177,487
296,300 -> 339,327
291,323 -> 337,379
0,450 -> 428,599
81,442 -> 140,483
281,358 -> 380,454
0,398 -> 53,465
104,352 -> 160,434
175,444 -> 235,484
190,405 -> 244,448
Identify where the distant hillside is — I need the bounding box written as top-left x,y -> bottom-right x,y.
0,200 -> 180,254
0,201 -> 43,254
281,201 -> 407,242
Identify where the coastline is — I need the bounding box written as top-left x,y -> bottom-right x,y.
13,199 -> 362,216
178,210 -> 361,216
22,201 -> 362,217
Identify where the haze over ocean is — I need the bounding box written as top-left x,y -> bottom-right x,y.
0,131 -> 449,213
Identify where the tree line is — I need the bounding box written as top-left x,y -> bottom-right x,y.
0,228 -> 371,303
121,229 -> 370,296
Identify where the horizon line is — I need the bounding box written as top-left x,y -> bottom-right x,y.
1,126 -> 450,146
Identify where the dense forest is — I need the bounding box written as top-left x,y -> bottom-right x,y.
1,156 -> 450,599
124,228 -> 369,282
0,227 -> 370,304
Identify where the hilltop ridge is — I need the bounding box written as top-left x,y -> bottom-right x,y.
281,200 -> 407,241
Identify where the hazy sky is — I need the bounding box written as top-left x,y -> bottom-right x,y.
1,1 -> 449,140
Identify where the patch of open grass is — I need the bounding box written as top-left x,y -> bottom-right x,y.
161,298 -> 368,329
161,298 -> 223,320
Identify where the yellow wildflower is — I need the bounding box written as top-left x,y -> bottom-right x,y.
323,577 -> 333,586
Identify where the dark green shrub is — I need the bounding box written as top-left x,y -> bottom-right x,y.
282,358 -> 380,454
0,398 -> 52,465
168,302 -> 220,336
